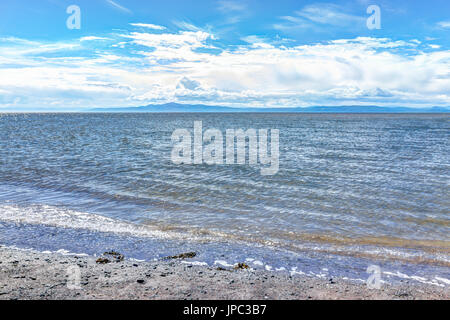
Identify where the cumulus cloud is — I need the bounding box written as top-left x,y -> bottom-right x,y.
0,28 -> 449,110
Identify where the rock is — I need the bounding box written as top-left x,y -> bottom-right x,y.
96,258 -> 110,264
216,267 -> 225,271
103,251 -> 124,262
234,263 -> 250,270
163,252 -> 197,260
137,279 -> 145,284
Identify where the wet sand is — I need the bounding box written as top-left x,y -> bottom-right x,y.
0,246 -> 448,300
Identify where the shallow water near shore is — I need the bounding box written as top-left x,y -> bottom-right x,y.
0,113 -> 449,286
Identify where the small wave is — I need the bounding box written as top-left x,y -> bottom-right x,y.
0,203 -> 206,242
383,271 -> 449,287
1,203 -> 449,269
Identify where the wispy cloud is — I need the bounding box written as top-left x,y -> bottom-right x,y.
80,36 -> 110,42
241,35 -> 269,44
172,21 -> 203,32
105,0 -> 132,14
216,0 -> 248,25
437,21 -> 450,29
130,23 -> 166,30
274,3 -> 365,31
217,0 -> 246,13
296,3 -> 364,26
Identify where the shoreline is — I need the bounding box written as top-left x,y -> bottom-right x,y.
0,246 -> 448,300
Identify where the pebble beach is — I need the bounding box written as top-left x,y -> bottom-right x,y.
0,246 -> 448,300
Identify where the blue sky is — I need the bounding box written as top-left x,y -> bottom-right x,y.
0,0 -> 449,110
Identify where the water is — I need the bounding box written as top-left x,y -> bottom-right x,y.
0,113 -> 449,285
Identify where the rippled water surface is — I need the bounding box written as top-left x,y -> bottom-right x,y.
0,113 -> 449,283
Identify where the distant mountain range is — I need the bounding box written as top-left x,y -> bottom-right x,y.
89,103 -> 450,113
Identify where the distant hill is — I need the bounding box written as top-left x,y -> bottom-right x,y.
89,103 -> 450,113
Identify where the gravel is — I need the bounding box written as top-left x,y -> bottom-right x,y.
0,246 -> 448,300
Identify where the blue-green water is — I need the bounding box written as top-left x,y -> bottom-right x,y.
0,113 -> 448,285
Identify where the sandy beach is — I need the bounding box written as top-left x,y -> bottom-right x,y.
0,246 -> 448,300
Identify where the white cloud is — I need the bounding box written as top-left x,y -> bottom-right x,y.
129,23 -> 166,30
0,37 -> 38,45
216,0 -> 249,25
123,31 -> 213,49
1,29 -> 450,110
80,36 -> 110,42
241,35 -> 269,44
217,0 -> 246,12
437,21 -> 450,28
105,0 -> 132,14
172,21 -> 203,32
297,3 -> 364,26
275,3 -> 365,31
